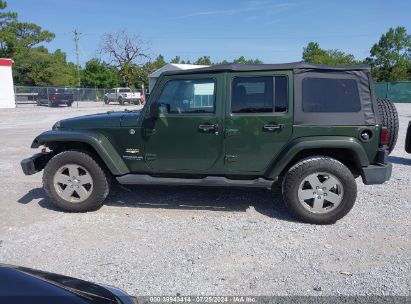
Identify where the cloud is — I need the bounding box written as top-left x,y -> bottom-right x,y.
171,1 -> 296,20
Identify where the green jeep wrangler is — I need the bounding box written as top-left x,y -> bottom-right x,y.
21,63 -> 397,224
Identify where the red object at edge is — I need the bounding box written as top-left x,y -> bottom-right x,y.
0,58 -> 13,67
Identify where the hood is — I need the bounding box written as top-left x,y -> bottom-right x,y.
58,110 -> 141,130
0,264 -> 128,303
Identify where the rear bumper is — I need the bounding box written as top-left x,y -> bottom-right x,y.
53,100 -> 73,105
361,147 -> 392,185
125,98 -> 141,103
361,163 -> 392,185
21,153 -> 52,175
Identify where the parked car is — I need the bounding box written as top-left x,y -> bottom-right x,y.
406,121 -> 411,153
21,62 -> 397,224
104,88 -> 141,105
0,264 -> 135,304
37,88 -> 74,107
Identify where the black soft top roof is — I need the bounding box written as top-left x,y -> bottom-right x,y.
164,61 -> 371,75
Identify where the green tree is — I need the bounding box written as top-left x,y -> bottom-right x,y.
13,47 -> 76,86
170,55 -> 181,64
366,26 -> 411,81
195,56 -> 212,65
133,54 -> 168,88
81,59 -> 120,88
232,56 -> 263,64
0,0 -> 76,87
0,0 -> 54,57
302,42 -> 357,65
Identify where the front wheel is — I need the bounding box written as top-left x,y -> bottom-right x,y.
282,156 -> 357,224
43,151 -> 110,212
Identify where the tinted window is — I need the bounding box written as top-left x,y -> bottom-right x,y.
302,78 -> 361,112
231,76 -> 287,113
119,88 -> 131,93
158,79 -> 215,114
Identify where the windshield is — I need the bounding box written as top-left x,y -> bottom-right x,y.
118,88 -> 131,93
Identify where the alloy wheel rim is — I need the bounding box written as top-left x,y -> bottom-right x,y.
53,164 -> 93,203
297,172 -> 344,214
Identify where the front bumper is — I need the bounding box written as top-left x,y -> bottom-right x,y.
21,153 -> 52,175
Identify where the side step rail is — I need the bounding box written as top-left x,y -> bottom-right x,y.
116,175 -> 274,189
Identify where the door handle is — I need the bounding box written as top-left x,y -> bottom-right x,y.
263,124 -> 284,131
198,123 -> 219,133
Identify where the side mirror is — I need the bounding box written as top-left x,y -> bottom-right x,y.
149,102 -> 159,119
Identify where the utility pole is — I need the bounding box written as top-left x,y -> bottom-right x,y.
73,30 -> 81,87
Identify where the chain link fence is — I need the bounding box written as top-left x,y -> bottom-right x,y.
374,81 -> 411,103
14,86 -> 110,107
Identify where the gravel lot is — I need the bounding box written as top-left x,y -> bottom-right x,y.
0,102 -> 410,296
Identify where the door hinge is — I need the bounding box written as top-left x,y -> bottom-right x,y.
224,129 -> 239,137
145,153 -> 157,161
225,155 -> 238,163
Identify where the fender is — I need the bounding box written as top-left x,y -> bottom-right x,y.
265,136 -> 370,179
31,130 -> 130,176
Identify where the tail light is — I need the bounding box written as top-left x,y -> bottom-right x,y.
380,127 -> 389,145
122,93 -> 128,97
51,95 -> 56,101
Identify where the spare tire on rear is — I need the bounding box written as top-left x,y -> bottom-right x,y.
376,98 -> 399,154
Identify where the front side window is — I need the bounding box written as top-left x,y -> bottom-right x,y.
158,79 -> 215,114
302,78 -> 361,112
231,76 -> 288,113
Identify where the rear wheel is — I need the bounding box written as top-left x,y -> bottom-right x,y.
376,97 -> 399,154
282,156 -> 357,224
406,121 -> 411,153
118,97 -> 124,105
43,151 -> 110,212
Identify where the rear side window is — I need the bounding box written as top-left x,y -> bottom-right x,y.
231,76 -> 287,113
302,78 -> 361,112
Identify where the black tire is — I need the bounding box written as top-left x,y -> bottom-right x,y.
118,97 -> 124,105
104,96 -> 109,104
67,102 -> 72,107
406,121 -> 411,153
282,156 -> 357,224
43,151 -> 110,212
376,98 -> 399,154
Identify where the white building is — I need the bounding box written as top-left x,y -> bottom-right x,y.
0,58 -> 15,109
148,63 -> 209,93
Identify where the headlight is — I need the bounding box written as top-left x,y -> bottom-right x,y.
52,121 -> 61,130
